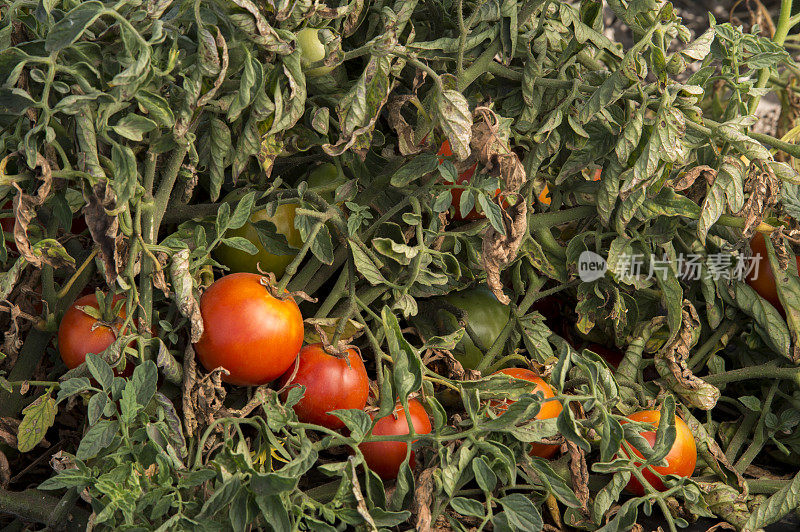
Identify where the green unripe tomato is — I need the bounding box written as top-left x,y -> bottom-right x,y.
306,162 -> 348,203
296,27 -> 333,78
437,286 -> 511,370
215,204 -> 303,278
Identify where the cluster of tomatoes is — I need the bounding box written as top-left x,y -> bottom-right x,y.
51,143 -> 702,490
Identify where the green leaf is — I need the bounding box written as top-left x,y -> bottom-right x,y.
382,307 -> 423,399
580,71 -> 630,123
331,409 -> 372,441
45,1 -> 104,52
200,476 -> 242,518
254,494 -> 290,532
698,160 -> 744,243
135,90 -> 175,128
390,152 -> 440,187
472,456 -> 497,492
557,402 -> 590,451
111,114 -> 157,141
17,394 -> 57,453
437,89 -> 472,160
87,392 -> 108,425
349,241 -> 387,285
309,223 -> 334,265
216,202 -> 231,238
56,377 -> 92,402
209,119 -> 232,202
111,143 -> 138,205
120,380 -> 141,423
745,469 -> 800,529
86,352 -> 114,390
0,88 -> 37,115
76,419 -> 119,460
478,194 -> 505,235
498,493 -> 544,531
228,191 -> 256,230
592,471 -> 632,524
450,497 -> 486,518
223,237 -> 259,254
731,281 -> 792,360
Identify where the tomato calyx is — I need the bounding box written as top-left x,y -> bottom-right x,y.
254,271 -> 316,304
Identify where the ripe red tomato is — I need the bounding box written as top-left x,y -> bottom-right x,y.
493,368 -> 563,458
57,294 -> 133,376
359,399 -> 432,479
746,232 -> 800,316
438,140 -> 503,221
622,410 -> 697,495
278,343 -> 369,429
194,273 -> 304,386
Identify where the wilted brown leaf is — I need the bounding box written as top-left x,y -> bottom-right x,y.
83,181 -> 121,286
654,301 -> 720,410
414,467 -> 437,532
739,161 -> 780,240
11,153 -> 53,268
169,248 -> 204,343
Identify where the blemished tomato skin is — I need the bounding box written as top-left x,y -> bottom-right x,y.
58,294 -> 131,374
439,286 -> 510,370
438,140 -> 503,221
746,232 -> 800,316
493,368 -> 563,458
278,343 -> 369,429
215,204 -> 302,278
194,273 -> 304,386
622,410 -> 697,495
359,399 -> 432,480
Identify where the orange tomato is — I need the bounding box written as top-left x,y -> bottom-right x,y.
621,410 -> 697,495
745,232 -> 800,316
492,368 -> 563,458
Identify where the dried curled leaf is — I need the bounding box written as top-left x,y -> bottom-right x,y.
12,153 -> 53,268
471,109 -> 528,304
672,164 -> 715,191
169,248 -> 203,343
387,94 -> 426,156
739,161 -> 780,239
83,181 -> 121,286
654,301 -> 720,410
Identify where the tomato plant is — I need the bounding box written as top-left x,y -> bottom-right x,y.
215,203 -> 302,278
622,410 -> 697,495
437,286 -> 511,370
194,273 -> 304,386
437,140 -> 504,221
57,293 -> 132,376
7,0 -> 800,529
359,399 -> 432,479
493,368 -> 563,458
278,343 -> 369,429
